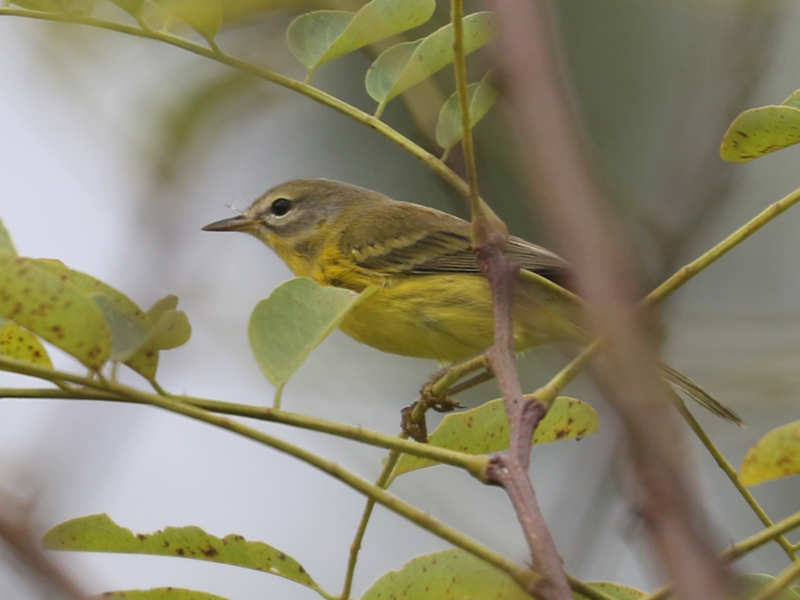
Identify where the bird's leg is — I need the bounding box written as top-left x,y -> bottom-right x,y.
401,353 -> 493,441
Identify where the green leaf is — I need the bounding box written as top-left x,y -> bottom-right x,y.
732,574 -> 800,599
575,582 -> 645,600
33,261 -> 190,378
248,278 -> 376,388
362,549 -> 528,600
365,11 -> 497,113
287,0 -> 435,77
157,0 -> 223,42
90,588 -> 228,600
0,321 -> 52,367
0,218 -> 17,256
390,396 -> 597,481
719,90 -> 800,162
739,421 -> 800,486
435,70 -> 498,153
0,255 -> 110,369
43,514 -> 318,591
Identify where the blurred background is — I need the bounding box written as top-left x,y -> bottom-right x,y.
1,0 -> 799,598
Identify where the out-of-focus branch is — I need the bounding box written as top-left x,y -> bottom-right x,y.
490,3 -> 729,600
0,491 -> 84,599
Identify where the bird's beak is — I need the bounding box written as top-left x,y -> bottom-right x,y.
202,215 -> 256,232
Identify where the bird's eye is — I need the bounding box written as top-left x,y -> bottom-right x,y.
270,198 -> 292,217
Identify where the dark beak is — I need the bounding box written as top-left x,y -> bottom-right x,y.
202,215 -> 255,232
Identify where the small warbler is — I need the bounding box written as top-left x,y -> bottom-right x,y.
204,178 -> 740,423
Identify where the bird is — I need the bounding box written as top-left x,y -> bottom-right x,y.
203,178 -> 741,423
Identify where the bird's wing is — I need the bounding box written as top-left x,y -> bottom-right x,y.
339,202 -> 569,284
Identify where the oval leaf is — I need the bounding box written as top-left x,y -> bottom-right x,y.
435,70 -> 498,152
287,0 -> 435,76
366,11 -> 497,112
0,218 -> 17,256
91,588 -> 228,600
739,421 -> 800,486
249,278 -> 375,388
390,396 -> 597,481
720,105 -> 800,162
576,582 -> 645,600
91,294 -> 150,361
0,256 -> 110,369
43,514 -> 318,591
124,295 -> 190,381
363,549 -> 528,600
0,321 -> 52,367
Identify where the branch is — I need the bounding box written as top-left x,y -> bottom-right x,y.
0,357 -> 539,592
491,2 -> 730,599
0,7 -> 470,197
451,2 -> 570,598
675,397 -> 796,560
0,384 -> 488,480
643,508 -> 800,600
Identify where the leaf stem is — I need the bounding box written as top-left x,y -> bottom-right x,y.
675,397 -> 796,560
751,559 -> 800,600
0,381 -> 488,480
642,509 -> 800,600
0,357 -> 534,590
0,7 -> 470,197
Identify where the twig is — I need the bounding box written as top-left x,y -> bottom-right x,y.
0,7 -> 470,198
491,2 -> 730,599
0,385 -> 488,479
675,397 -> 796,560
643,508 -> 800,600
750,559 -> 800,600
0,357 -> 538,592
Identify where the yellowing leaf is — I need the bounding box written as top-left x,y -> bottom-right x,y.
0,321 -> 52,367
365,11 -> 496,114
739,421 -> 800,486
720,105 -> 800,162
287,0 -> 435,78
390,396 -> 597,481
249,278 -> 375,388
362,549 -> 528,600
0,255 -> 110,369
435,70 -> 497,153
90,588 -> 228,600
44,514 -> 318,591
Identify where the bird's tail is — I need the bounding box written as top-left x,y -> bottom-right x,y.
660,362 -> 742,425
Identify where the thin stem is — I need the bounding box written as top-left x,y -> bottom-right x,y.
675,397 -> 796,560
751,559 -> 800,600
451,0 -> 480,214
0,8 -> 469,198
0,357 -> 534,590
0,384 -> 489,480
642,510 -> 800,600
340,450 -> 402,600
532,183 -> 800,402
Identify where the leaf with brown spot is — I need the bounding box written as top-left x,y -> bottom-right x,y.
739,421 -> 800,486
389,396 -> 597,481
721,90 -> 800,162
43,514 -> 320,593
0,321 -> 52,367
362,549 -> 528,600
90,588 -> 228,600
0,255 -> 111,369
